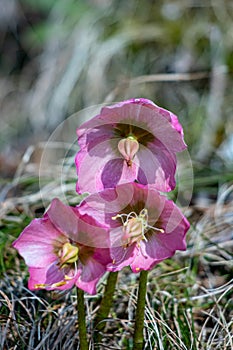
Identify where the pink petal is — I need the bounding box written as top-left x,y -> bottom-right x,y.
101,158 -> 138,188
77,120 -> 115,150
130,200 -> 189,271
130,239 -> 167,272
102,98 -> 185,137
78,184 -> 189,274
75,99 -> 187,194
100,159 -> 125,189
12,218 -> 63,267
28,263 -> 77,290
107,244 -> 136,272
136,143 -> 177,191
155,200 -> 189,250
101,100 -> 186,152
76,258 -> 107,295
47,198 -> 79,238
73,212 -> 110,248
75,139 -> 121,193
78,183 -> 136,223
104,224 -> 138,271
92,247 -> 112,266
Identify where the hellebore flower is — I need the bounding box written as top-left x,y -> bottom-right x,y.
12,199 -> 111,294
78,182 -> 190,272
75,98 -> 187,194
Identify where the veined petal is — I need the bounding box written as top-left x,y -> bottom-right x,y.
28,263 -> 77,290
76,258 -> 107,295
130,238 -> 167,272
100,100 -> 186,152
107,244 -> 136,272
75,98 -> 187,194
100,158 -> 138,189
107,225 -> 137,271
136,143 -> 177,191
47,198 -> 79,239
75,139 -> 121,193
77,183 -> 190,273
77,121 -> 115,150
155,200 -> 189,250
73,211 -> 110,248
12,218 -> 63,267
13,198 -> 112,294
78,183 -> 136,224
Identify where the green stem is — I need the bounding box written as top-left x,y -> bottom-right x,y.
77,287 -> 89,350
94,272 -> 118,341
133,270 -> 148,350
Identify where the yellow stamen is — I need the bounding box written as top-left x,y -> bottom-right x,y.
51,281 -> 67,288
34,280 -> 68,289
64,274 -> 74,281
34,283 -> 46,289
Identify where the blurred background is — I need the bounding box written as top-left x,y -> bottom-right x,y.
0,0 -> 233,186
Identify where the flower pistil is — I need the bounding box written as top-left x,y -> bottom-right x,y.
112,208 -> 164,247
58,242 -> 79,269
117,136 -> 139,166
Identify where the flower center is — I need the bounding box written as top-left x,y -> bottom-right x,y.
58,242 -> 79,269
34,242 -> 79,290
118,135 -> 139,166
112,208 -> 164,247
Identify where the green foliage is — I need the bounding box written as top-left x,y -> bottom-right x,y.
21,0 -> 61,12
0,214 -> 31,277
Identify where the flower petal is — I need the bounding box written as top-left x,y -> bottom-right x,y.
76,258 -> 107,295
78,183 -> 136,224
46,198 -> 79,238
136,143 -> 177,191
107,244 -> 136,272
155,200 -> 189,251
77,120 -> 115,150
12,217 -> 63,267
75,139 -> 121,193
130,238 -> 169,272
107,227 -> 136,271
75,98 -> 187,193
101,158 -> 138,189
100,100 -> 186,152
28,263 -> 77,290
130,200 -> 189,271
74,212 -> 111,248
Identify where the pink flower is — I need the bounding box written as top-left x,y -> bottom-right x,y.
12,199 -> 111,294
75,98 -> 186,194
78,183 -> 190,272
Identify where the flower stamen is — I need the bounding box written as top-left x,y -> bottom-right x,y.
112,208 -> 164,247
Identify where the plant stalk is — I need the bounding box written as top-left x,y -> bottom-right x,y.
77,287 -> 89,350
94,272 -> 118,342
133,270 -> 148,350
